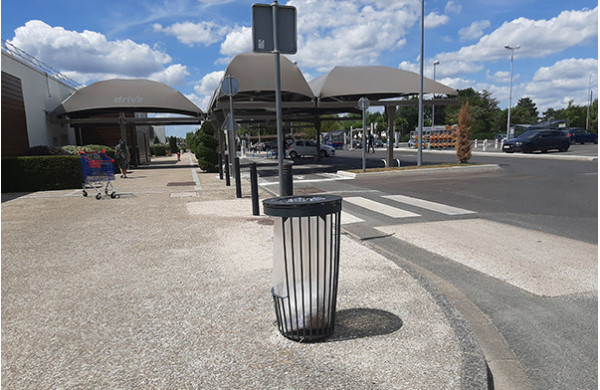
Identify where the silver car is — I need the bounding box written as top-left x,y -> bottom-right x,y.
287,139 -> 336,158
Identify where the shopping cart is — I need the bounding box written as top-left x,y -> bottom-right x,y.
79,150 -> 118,199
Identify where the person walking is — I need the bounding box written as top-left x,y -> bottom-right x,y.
115,139 -> 130,178
368,132 -> 375,153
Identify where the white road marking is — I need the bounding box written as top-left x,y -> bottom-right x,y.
341,211 -> 364,225
344,197 -> 420,218
189,153 -> 202,190
376,219 -> 598,297
383,194 -> 476,215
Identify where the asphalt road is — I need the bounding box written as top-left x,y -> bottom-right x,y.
248,145 -> 598,389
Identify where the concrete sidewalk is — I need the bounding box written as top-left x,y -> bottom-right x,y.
1,153 -> 485,389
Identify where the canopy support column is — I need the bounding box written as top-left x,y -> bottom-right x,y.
385,105 -> 397,168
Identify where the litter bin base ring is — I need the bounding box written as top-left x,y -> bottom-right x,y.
272,290 -> 336,342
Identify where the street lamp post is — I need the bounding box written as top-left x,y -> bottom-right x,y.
586,73 -> 595,130
505,45 -> 520,140
417,0 -> 424,166
432,60 -> 440,128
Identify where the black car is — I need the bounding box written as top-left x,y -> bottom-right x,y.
564,128 -> 598,144
502,130 -> 570,153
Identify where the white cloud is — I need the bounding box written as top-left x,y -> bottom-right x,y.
425,12 -> 449,28
436,7 -> 598,65
459,20 -> 491,42
9,20 -> 188,86
153,21 -> 229,46
286,0 -> 420,73
486,69 -> 511,83
445,1 -> 462,14
191,70 -> 225,111
400,59 -> 484,79
219,26 -> 253,59
525,58 -> 598,112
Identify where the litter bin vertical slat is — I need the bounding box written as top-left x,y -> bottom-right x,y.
264,195 -> 342,342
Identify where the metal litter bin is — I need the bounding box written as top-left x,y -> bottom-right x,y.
263,195 -> 342,342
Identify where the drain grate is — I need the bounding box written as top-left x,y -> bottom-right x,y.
166,181 -> 196,186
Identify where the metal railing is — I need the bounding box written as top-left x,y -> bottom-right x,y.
1,39 -> 82,89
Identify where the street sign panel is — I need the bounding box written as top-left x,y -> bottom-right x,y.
252,3 -> 297,54
221,76 -> 240,96
358,97 -> 370,110
221,114 -> 240,131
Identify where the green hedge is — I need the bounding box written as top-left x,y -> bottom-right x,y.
2,155 -> 82,192
153,144 -> 169,156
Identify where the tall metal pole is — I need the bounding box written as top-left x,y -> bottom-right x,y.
505,45 -> 520,140
432,60 -> 439,128
417,0 -> 424,166
362,107 -> 367,172
587,73 -> 594,130
227,76 -> 236,177
272,1 -> 285,195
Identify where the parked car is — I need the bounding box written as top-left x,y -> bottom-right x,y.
287,139 -> 335,158
564,128 -> 598,144
493,134 -> 507,141
374,139 -> 384,148
502,130 -> 570,153
352,139 -> 363,149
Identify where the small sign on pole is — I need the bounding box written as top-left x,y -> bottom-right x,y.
252,3 -> 297,54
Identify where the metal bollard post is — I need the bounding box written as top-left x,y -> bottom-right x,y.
218,153 -> 223,180
250,163 -> 259,216
483,139 -> 487,152
396,158 -> 401,167
224,155 -> 231,187
234,157 -> 242,198
381,159 -> 387,167
281,160 -> 293,196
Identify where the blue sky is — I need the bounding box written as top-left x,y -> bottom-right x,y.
2,0 -> 597,138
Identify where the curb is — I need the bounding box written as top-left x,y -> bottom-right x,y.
337,164 -> 501,178
346,232 -> 491,390
395,147 -> 598,162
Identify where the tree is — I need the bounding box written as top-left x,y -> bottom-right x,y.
188,121 -> 219,172
507,97 -> 539,125
445,88 -> 502,135
456,102 -> 472,163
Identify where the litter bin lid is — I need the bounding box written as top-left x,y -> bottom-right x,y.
263,195 -> 342,217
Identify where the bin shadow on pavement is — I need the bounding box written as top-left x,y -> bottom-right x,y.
326,308 -> 403,342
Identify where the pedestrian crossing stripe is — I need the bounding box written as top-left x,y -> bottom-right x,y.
382,194 -> 476,215
344,197 -> 421,218
341,211 -> 364,225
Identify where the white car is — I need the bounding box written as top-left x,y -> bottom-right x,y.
287,139 -> 335,158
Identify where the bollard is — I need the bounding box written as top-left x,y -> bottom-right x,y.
281,160 -> 293,196
234,157 -> 242,198
495,139 -> 499,149
483,139 -> 487,152
224,155 -> 231,186
218,153 -> 223,180
474,139 -> 478,148
381,159 -> 387,167
396,158 -> 401,167
250,163 -> 259,216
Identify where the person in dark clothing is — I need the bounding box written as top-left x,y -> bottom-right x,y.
115,139 -> 130,178
368,132 -> 375,153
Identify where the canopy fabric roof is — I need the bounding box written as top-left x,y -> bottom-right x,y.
52,78 -> 203,118
211,52 -> 314,103
310,65 -> 457,101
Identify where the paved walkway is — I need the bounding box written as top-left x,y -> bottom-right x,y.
1,153 -> 485,389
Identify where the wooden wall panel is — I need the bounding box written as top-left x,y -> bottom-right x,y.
2,72 -> 30,157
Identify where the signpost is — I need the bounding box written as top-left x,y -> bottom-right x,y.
221,75 -> 240,178
252,1 -> 297,196
358,97 -> 370,172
